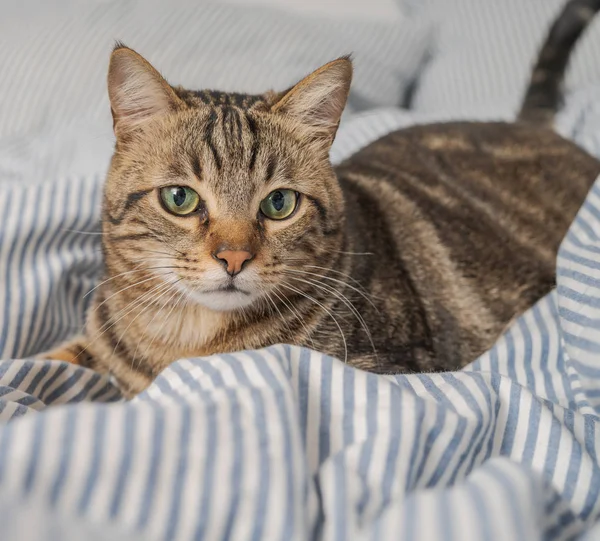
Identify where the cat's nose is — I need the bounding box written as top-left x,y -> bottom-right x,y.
213,248 -> 254,276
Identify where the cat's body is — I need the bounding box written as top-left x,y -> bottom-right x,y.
41,0 -> 600,397
335,122 -> 600,372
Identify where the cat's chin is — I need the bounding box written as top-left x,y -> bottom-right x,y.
191,290 -> 258,312
169,267 -> 266,312
173,280 -> 259,312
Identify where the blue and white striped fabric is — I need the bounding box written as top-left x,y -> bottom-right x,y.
3,86 -> 600,540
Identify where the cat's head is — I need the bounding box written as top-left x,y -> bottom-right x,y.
103,45 -> 352,312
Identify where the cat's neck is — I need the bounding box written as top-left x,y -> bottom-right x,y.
139,300 -> 228,355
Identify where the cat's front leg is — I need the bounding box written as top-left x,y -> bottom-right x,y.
35,335 -> 92,365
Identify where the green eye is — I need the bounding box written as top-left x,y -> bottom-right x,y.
260,189 -> 298,220
160,186 -> 201,216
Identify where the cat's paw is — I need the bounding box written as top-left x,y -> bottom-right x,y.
35,335 -> 91,365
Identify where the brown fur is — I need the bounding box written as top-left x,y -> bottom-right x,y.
39,1 -> 600,397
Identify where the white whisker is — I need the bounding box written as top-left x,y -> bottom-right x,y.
113,279 -> 183,362
280,281 -> 348,363
70,278 -> 178,364
284,273 -> 376,357
137,283 -> 185,367
270,286 -> 317,351
303,265 -> 373,294
285,267 -> 379,312
82,265 -> 180,299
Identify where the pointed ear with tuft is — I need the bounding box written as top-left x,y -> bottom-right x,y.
271,56 -> 353,144
108,45 -> 183,137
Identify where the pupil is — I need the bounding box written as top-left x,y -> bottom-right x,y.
173,187 -> 187,207
272,191 -> 285,211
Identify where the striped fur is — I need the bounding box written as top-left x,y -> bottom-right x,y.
519,0 -> 600,124
40,1 -> 600,397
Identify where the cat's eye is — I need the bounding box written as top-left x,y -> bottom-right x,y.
159,186 -> 201,216
260,189 -> 298,220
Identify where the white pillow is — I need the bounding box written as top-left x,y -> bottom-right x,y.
222,0 -> 402,23
401,0 -> 600,118
0,0 -> 431,139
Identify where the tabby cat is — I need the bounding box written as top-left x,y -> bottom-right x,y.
40,0 -> 600,397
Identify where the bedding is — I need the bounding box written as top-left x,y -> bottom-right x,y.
0,0 -> 430,140
2,0 -> 600,537
1,85 -> 600,539
399,0 -> 600,118
223,0 -> 402,23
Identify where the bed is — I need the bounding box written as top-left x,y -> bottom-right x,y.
1,0 -> 600,539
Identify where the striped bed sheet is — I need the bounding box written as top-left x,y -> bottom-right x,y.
1,91 -> 600,540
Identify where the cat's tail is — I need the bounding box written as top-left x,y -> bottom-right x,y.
518,0 -> 600,125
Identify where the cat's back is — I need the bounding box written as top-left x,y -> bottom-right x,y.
333,121 -> 600,370
337,121 -> 600,258
337,121 -> 598,211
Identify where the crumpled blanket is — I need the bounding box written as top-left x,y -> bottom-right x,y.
1,89 -> 600,540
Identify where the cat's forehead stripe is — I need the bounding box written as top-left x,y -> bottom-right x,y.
191,89 -> 265,108
245,111 -> 259,172
222,106 -> 242,142
191,154 -> 201,179
197,105 -> 262,176
204,108 -> 222,171
265,154 -> 277,184
223,106 -> 243,140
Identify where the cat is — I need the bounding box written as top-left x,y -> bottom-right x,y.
39,0 -> 600,398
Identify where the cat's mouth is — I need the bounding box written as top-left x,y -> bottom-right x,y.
172,276 -> 259,312
169,266 -> 263,311
211,284 -> 250,295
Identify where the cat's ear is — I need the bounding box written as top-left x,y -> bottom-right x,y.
108,44 -> 183,137
271,56 -> 352,143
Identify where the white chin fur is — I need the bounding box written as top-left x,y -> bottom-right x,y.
173,268 -> 262,312
191,290 -> 258,311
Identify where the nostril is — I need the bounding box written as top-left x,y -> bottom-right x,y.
214,249 -> 254,277
212,251 -> 229,267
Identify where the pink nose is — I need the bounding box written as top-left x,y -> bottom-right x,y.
214,249 -> 253,276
